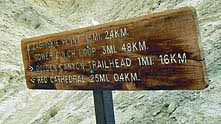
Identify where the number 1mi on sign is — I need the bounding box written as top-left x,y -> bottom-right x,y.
21,7 -> 208,90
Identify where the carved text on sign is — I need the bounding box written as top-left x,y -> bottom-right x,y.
21,7 -> 208,90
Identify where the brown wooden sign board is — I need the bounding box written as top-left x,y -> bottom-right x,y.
21,7 -> 208,90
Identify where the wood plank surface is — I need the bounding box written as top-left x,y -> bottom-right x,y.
21,7 -> 208,90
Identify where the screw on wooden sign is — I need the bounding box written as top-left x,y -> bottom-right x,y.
21,7 -> 208,90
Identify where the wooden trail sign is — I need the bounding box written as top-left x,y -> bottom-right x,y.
21,7 -> 208,90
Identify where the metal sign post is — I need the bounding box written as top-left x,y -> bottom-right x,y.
93,90 -> 115,124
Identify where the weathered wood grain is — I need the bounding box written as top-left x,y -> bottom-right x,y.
21,7 -> 208,90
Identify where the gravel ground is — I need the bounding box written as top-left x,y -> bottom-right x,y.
0,0 -> 220,124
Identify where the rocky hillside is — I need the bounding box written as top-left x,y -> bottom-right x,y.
0,0 -> 220,124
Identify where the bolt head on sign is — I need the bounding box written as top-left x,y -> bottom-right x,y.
21,7 -> 208,90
